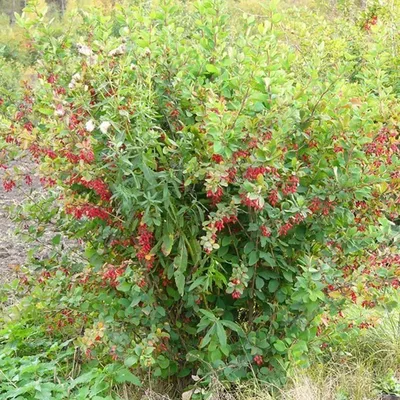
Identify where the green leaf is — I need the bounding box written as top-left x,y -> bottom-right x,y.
210,348 -> 222,363
282,270 -> 293,282
199,309 -> 217,321
291,340 -> 308,355
124,356 -> 139,367
258,270 -> 279,280
117,281 -> 131,292
213,141 -> 223,154
200,324 -> 216,348
216,322 -> 227,347
38,107 -> 54,116
174,270 -> 185,296
221,320 -> 244,336
161,234 -> 174,256
274,340 -> 286,352
206,64 -> 219,74
222,236 -> 232,246
244,242 -> 255,254
248,250 -> 259,266
174,238 -> 188,272
166,286 -> 179,299
114,368 -> 142,386
88,253 -> 104,269
141,160 -> 156,185
69,370 -> 100,389
177,368 -> 191,378
189,276 -> 207,291
157,355 -> 170,369
260,251 -> 275,266
256,276 -> 265,289
268,280 -> 279,292
52,234 -> 61,245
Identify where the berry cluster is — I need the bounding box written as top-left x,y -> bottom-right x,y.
63,146 -> 95,164
282,175 -> 299,196
2,179 -> 16,192
69,176 -> 111,201
102,264 -> 125,287
201,208 -> 238,253
243,166 -> 268,180
66,203 -> 111,222
364,15 -> 378,31
309,197 -> 335,216
268,189 -> 279,207
260,225 -> 271,237
136,222 -> 155,270
39,177 -> 56,187
206,187 -> 224,205
278,213 -> 305,236
227,264 -> 249,299
253,355 -> 263,366
240,193 -> 264,210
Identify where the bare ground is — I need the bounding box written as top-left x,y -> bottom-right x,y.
0,174 -> 31,286
0,160 -> 81,291
0,159 -> 47,287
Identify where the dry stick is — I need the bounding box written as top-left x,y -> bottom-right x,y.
303,74 -> 346,126
123,383 -> 129,400
228,39 -> 261,132
228,76 -> 252,133
228,225 -> 242,260
71,346 -> 81,379
248,212 -> 259,330
301,52 -> 358,131
0,368 -> 17,388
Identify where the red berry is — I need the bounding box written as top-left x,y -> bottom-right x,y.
3,179 -> 16,192
253,355 -> 263,366
211,154 -> 224,164
260,225 -> 271,237
232,290 -> 241,299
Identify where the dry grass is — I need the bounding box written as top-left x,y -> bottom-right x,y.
119,369 -> 376,400
232,363 -> 378,400
117,354 -> 387,400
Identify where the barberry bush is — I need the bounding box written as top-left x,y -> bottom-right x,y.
0,0 -> 399,397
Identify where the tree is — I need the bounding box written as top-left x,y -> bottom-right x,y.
0,0 -> 25,23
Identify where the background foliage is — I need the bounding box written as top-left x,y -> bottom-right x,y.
0,0 -> 399,399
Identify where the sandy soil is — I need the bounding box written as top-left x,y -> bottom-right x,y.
0,170 -> 31,286
0,160 -> 47,287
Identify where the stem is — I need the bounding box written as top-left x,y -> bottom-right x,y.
247,212 -> 259,329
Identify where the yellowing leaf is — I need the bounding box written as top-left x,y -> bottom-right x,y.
328,290 -> 342,299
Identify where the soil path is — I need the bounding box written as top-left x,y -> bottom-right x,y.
0,161 -> 41,286
0,186 -> 26,286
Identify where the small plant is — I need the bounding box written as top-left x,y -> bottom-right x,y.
377,371 -> 400,396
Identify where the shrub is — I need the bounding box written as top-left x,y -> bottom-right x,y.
0,57 -> 23,104
0,0 -> 399,396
